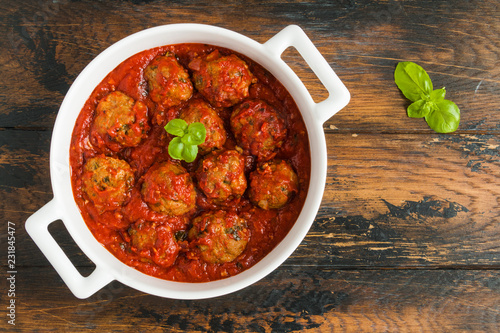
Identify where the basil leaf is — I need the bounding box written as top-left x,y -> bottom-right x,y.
165,119 -> 188,137
395,62 -> 460,133
394,62 -> 433,102
187,122 -> 207,145
407,99 -> 433,118
164,119 -> 207,161
168,137 -> 185,160
181,133 -> 197,145
182,144 -> 198,163
430,88 -> 446,103
425,99 -> 460,133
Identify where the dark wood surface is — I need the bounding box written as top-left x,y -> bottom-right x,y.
1,0 -> 499,331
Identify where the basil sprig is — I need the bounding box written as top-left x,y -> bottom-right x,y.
165,119 -> 206,163
394,62 -> 460,133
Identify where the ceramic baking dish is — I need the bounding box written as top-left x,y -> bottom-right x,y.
25,24 -> 350,299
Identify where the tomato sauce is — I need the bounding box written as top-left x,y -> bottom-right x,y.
70,44 -> 311,282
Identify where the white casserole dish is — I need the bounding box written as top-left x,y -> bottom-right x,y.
25,24 -> 350,299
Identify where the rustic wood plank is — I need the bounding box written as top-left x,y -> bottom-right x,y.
2,130 -> 499,268
6,267 -> 500,332
1,0 -> 498,131
1,0 -> 498,330
323,132 -> 500,221
312,132 -> 500,267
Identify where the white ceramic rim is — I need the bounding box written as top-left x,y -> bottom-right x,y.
26,23 -> 350,299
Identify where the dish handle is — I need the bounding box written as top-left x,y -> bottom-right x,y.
25,199 -> 114,299
263,25 -> 350,124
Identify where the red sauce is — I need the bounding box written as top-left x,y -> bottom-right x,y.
70,43 -> 311,282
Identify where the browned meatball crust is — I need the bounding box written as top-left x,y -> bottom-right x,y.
189,50 -> 255,107
90,91 -> 150,151
195,150 -> 247,204
249,159 -> 299,210
188,210 -> 250,264
141,161 -> 196,216
81,155 -> 135,213
179,98 -> 227,154
128,221 -> 180,267
144,53 -> 193,107
230,99 -> 287,161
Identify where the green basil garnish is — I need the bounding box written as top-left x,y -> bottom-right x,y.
165,119 -> 206,163
165,118 -> 188,137
395,61 -> 460,133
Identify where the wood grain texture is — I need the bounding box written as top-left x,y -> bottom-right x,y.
6,267 -> 500,332
1,0 -> 499,131
1,130 -> 498,268
0,0 -> 499,331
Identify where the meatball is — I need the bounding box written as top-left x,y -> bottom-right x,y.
144,52 -> 193,107
189,50 -> 255,108
230,99 -> 287,161
179,98 -> 227,154
188,210 -> 250,264
90,91 -> 150,151
128,221 -> 157,251
128,221 -> 180,267
141,161 -> 196,216
81,155 -> 135,212
196,150 -> 247,204
249,160 -> 298,210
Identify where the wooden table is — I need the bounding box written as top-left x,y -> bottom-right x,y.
1,0 -> 499,331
